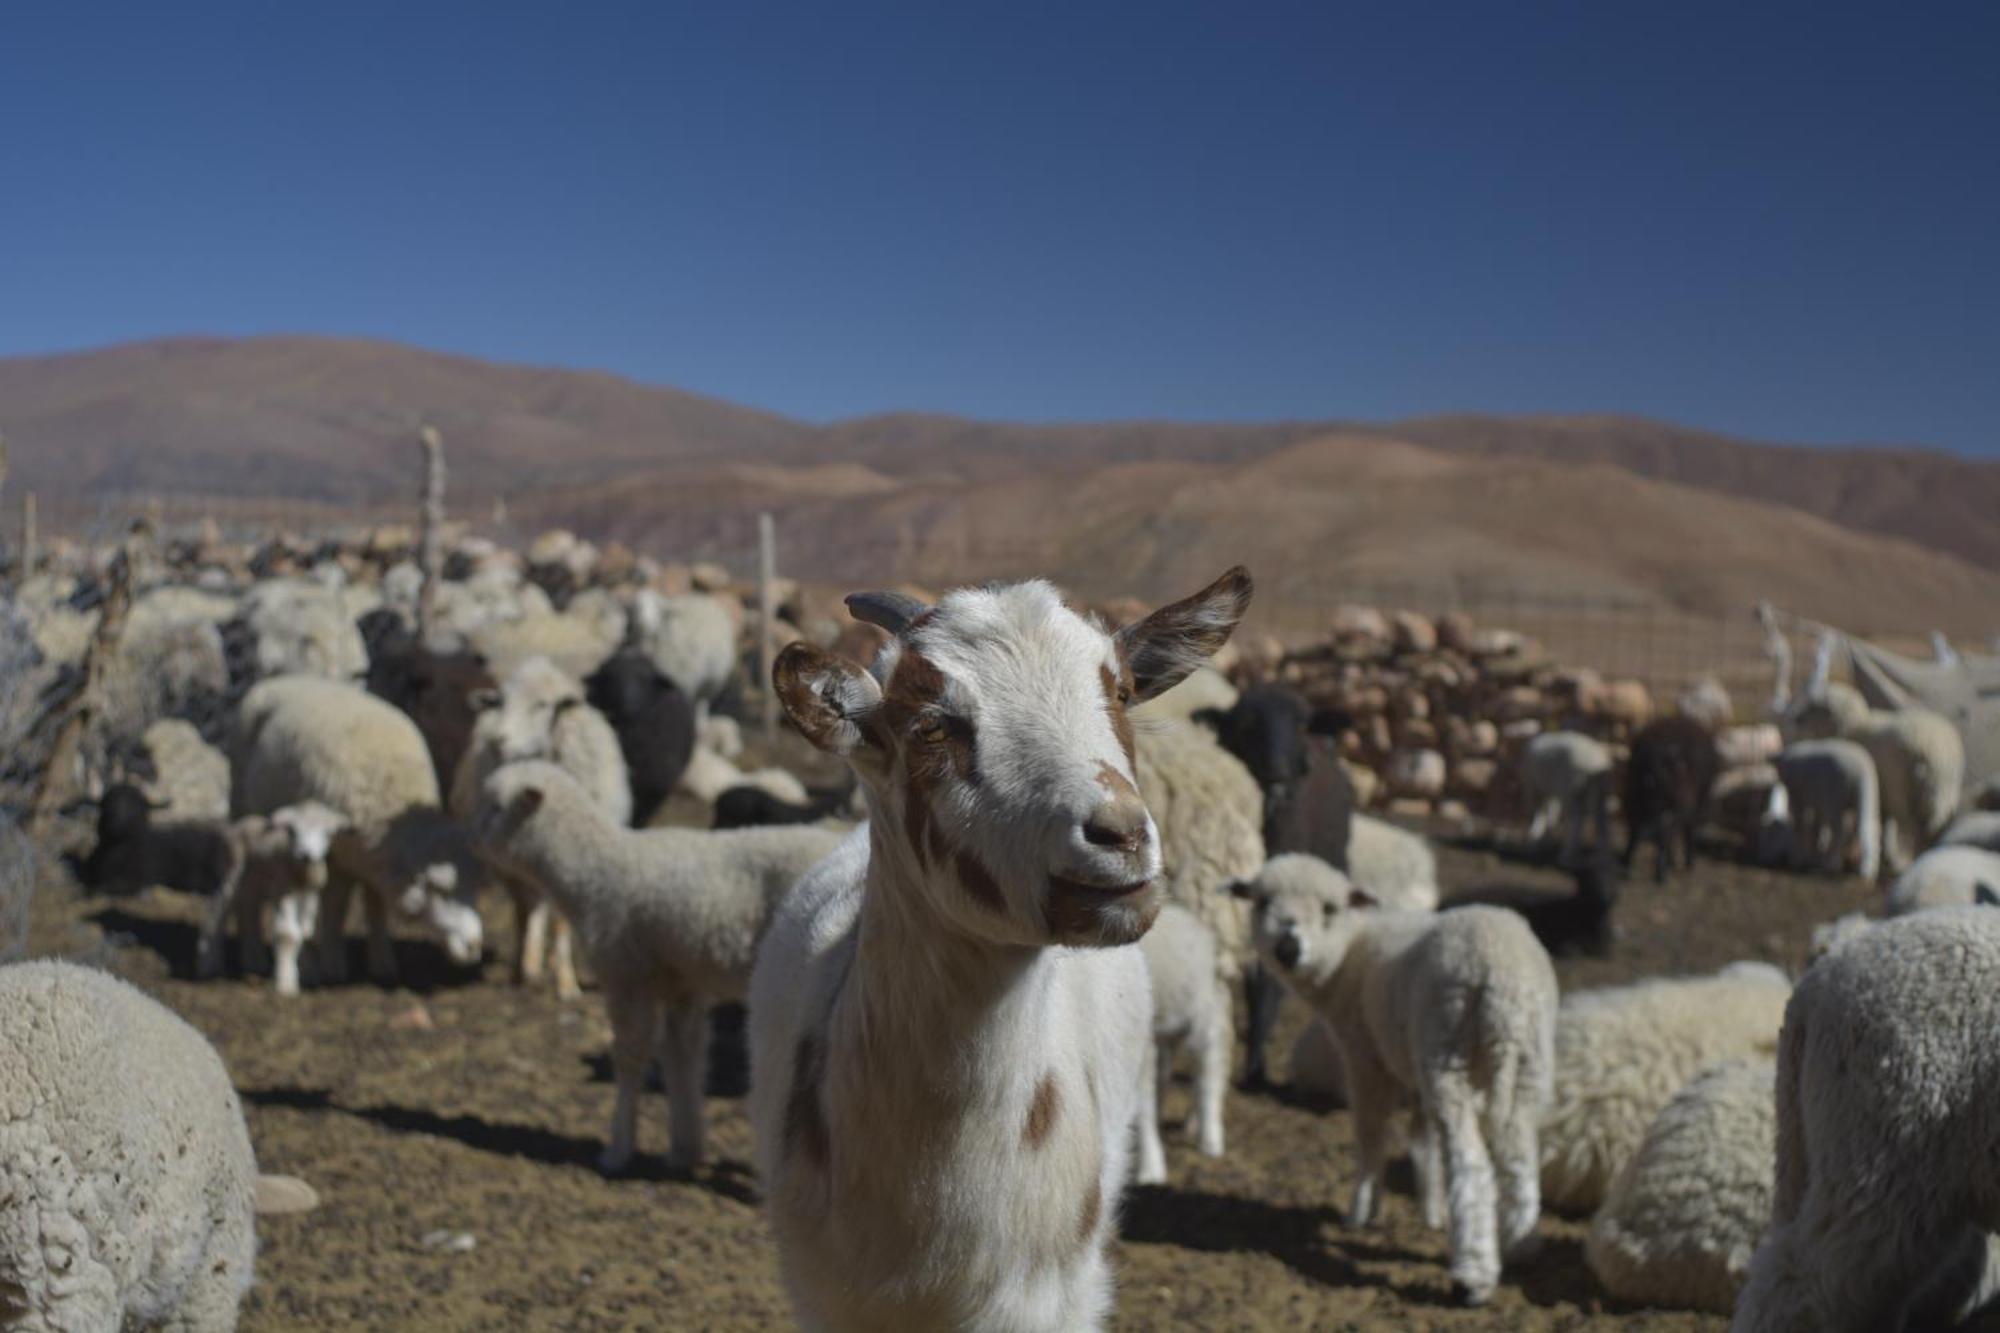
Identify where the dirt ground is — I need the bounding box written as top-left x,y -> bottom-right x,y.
19,818 -> 1987,1333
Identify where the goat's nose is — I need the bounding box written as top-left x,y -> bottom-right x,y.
1274,933 -> 1302,969
1082,795 -> 1148,852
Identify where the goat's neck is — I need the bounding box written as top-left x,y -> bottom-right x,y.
837,817 -> 1048,1086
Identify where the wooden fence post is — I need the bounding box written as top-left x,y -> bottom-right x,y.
758,512 -> 778,735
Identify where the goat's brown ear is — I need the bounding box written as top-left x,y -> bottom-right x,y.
1116,566 -> 1253,702
775,643 -> 882,757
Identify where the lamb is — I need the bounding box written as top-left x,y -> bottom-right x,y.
1772,738 -> 1881,879
232,675 -> 484,984
1585,1058 -> 1777,1315
1195,682 -> 1355,1086
1519,730 -> 1613,864
1623,715 -> 1721,883
472,760 -> 841,1173
448,656 -> 630,998
224,801 -> 350,996
1885,844 -> 2000,916
1540,961 -> 1792,1215
1735,907 -> 2000,1332
752,568 -> 1251,1331
1133,901 -> 1231,1184
1790,694 -> 1965,872
1236,852 -> 1557,1305
583,646 -> 696,826
1347,813 -> 1441,911
0,960 -> 259,1330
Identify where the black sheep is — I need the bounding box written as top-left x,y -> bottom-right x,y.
584,648 -> 696,827
1623,715 -> 1721,884
711,782 -> 855,830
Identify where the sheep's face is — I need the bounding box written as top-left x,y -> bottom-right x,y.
478,658 -> 585,766
776,568 -> 1253,949
1236,861 -> 1371,990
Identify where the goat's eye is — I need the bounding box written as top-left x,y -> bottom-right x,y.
918,717 -> 950,745
1117,683 -> 1133,706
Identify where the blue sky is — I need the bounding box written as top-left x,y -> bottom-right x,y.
2,3 -> 1996,453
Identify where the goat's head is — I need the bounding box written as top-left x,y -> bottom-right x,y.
775,567 -> 1253,949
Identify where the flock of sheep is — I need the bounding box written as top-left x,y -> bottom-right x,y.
3,521 -> 1998,1332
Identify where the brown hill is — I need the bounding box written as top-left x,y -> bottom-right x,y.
3,336 -> 1998,638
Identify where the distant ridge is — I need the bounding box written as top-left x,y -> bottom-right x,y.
2,335 -> 1997,636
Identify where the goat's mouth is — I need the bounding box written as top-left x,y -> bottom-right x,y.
1048,874 -> 1153,899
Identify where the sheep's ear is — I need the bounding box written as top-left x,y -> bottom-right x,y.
1346,887 -> 1378,910
1977,881 -> 1999,908
774,643 -> 882,757
1116,566 -> 1253,702
1190,707 -> 1227,733
1226,877 -> 1258,902
510,786 -> 547,822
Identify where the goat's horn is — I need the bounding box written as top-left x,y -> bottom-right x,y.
845,591 -> 929,635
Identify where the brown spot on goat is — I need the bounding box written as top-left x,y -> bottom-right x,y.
1100,663 -> 1136,769
1077,1178 -> 1103,1244
1094,761 -> 1136,798
1023,1073 -> 1061,1149
785,1035 -> 829,1168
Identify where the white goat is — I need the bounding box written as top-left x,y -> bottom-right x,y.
751,568 -> 1252,1332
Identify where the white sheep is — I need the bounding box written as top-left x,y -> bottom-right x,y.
1886,844 -> 2000,916
472,760 -> 841,1173
1347,814 -> 1442,911
753,569 -> 1250,1331
1772,738 -> 1881,879
1735,907 -> 2000,1332
1790,694 -> 1964,872
1133,719 -> 1264,982
448,655 -> 630,998
1132,664 -> 1238,724
675,742 -> 811,807
1586,1058 -> 1777,1314
232,675 -> 484,984
631,589 -> 737,713
138,717 -> 231,823
0,960 -> 259,1329
1678,676 -> 1735,731
1540,961 -> 1791,1215
1133,901 -> 1231,1184
1940,811 -> 2000,853
1238,853 -> 1558,1305
232,577 -> 369,683
1518,730 -> 1613,863
215,801 -> 350,997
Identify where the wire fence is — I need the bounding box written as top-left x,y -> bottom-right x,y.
0,491 -> 1895,711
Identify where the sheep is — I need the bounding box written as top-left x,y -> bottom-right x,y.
1885,844 -> 2000,916
0,960 -> 259,1329
1677,676 -> 1735,731
711,783 -> 858,830
136,717 -> 230,822
467,605 -> 622,683
1790,695 -> 1965,872
448,656 -> 630,998
1585,1058 -> 1776,1315
226,577 -> 368,685
752,568 -> 1250,1332
1735,907 -> 2000,1332
1519,730 -> 1613,864
677,742 -> 810,807
1133,721 -> 1265,979
1235,852 -> 1558,1305
1133,663 -> 1237,723
630,589 -> 737,714
472,760 -> 841,1173
1540,962 -> 1792,1215
1940,810 -> 2000,853
231,675 -> 484,985
1710,762 -> 1783,862
1772,738 -> 1881,879
1347,813 -> 1442,911
1133,901 -> 1232,1184
583,647 -> 697,826
1195,682 -> 1355,1086
1622,715 -> 1721,882
1458,853 -> 1624,960
226,801 -> 349,996
360,617 -> 498,792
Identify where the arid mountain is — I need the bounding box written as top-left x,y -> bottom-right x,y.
3,336 -> 1998,637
